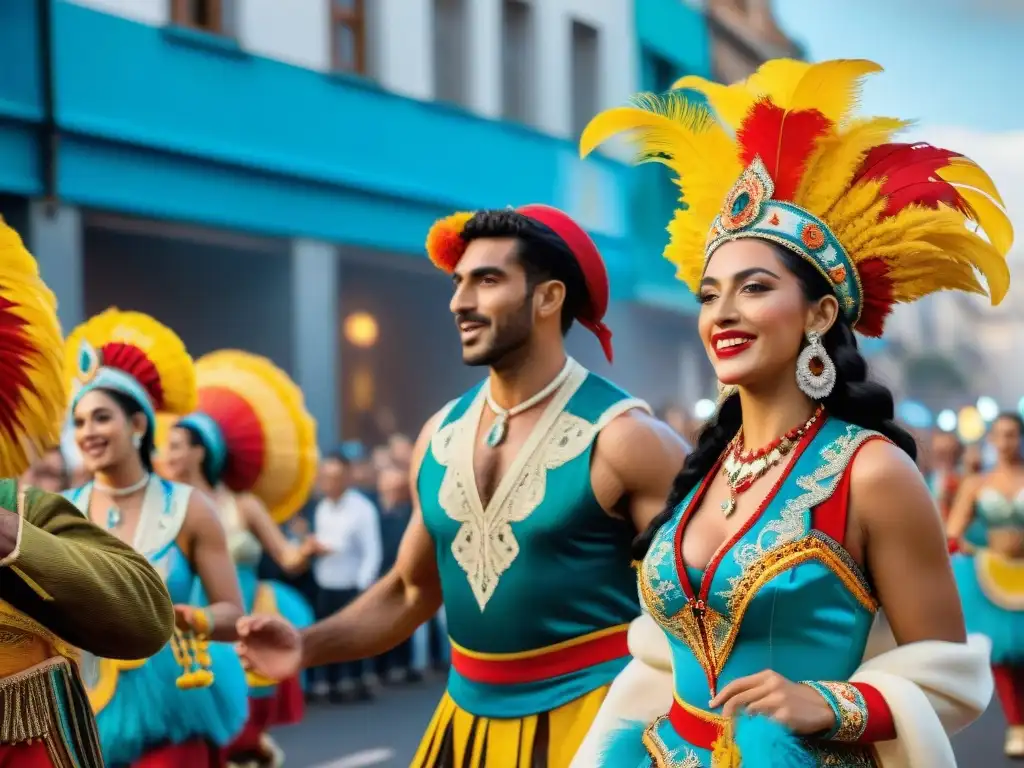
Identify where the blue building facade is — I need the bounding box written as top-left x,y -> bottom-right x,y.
0,0 -> 715,445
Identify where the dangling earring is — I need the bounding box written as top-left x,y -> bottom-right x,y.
131,432 -> 142,449
796,330 -> 836,400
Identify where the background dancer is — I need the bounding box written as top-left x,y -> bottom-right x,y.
0,220 -> 176,768
948,412 -> 1024,757
161,349 -> 321,768
581,57 -> 1007,766
63,308 -> 250,768
236,204 -> 689,767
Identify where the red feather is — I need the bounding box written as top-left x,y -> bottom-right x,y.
854,143 -> 969,218
736,100 -> 833,202
853,257 -> 895,337
100,342 -> 165,409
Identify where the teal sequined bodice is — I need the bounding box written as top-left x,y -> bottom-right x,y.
418,363 -> 645,655
975,486 -> 1024,530
640,418 -> 880,709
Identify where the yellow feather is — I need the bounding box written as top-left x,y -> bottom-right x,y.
938,158 -> 1006,207
954,187 -> 1014,256
671,75 -> 753,129
64,309 -> 197,416
784,60 -> 883,124
798,118 -> 910,216
194,350 -> 319,524
0,219 -> 66,475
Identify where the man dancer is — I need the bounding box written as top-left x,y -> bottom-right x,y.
0,216 -> 176,767
238,204 -> 688,766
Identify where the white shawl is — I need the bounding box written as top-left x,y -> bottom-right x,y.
571,613 -> 992,768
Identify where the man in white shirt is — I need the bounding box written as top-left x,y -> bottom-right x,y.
311,452 -> 382,702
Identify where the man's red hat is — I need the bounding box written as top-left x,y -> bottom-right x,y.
425,204 -> 614,363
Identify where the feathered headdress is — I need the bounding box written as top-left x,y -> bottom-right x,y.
174,350 -> 319,523
580,59 -> 1012,336
425,203 -> 616,362
65,308 -> 197,429
0,218 -> 67,475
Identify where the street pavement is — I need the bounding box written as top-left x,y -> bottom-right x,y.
272,672 -> 1018,767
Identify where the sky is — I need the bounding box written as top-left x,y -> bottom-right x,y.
773,0 -> 1023,132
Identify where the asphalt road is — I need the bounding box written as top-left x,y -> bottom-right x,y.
271,672 -> 1018,767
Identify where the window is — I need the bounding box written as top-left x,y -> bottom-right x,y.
569,20 -> 600,138
433,0 -> 468,105
172,0 -> 229,34
651,54 -> 676,93
331,0 -> 367,74
501,0 -> 535,124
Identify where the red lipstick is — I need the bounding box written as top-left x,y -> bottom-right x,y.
712,330 -> 756,359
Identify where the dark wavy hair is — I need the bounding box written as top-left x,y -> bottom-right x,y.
174,423 -> 220,487
632,244 -> 918,560
461,209 -> 589,335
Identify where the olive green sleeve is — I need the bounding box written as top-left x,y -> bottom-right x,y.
0,484 -> 175,660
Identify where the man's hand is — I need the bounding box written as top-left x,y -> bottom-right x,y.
236,614 -> 304,681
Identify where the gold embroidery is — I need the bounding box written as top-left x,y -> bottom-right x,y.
433,364 -> 593,610
807,744 -> 877,767
642,718 -> 703,768
811,681 -> 868,742
0,600 -> 78,663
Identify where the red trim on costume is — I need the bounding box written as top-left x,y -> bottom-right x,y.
449,626 -> 629,685
0,741 -> 56,767
131,740 -> 224,768
993,665 -> 1024,726
947,538 -> 961,555
667,698 -> 721,750
196,386 -> 266,491
851,682 -> 897,742
811,435 -> 889,545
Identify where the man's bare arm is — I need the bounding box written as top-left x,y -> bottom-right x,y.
300,410 -> 446,669
594,409 -> 690,532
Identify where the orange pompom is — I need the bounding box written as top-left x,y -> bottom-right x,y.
425,211 -> 474,272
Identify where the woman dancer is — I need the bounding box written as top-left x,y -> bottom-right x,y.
160,349 -> 320,767
947,412 -> 1024,756
63,308 -> 249,767
580,58 -> 1009,766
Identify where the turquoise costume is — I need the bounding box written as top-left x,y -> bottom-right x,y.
64,478 -> 249,766
191,491 -> 314,698
604,417 -> 883,767
952,488 -> 1024,664
412,359 -> 649,764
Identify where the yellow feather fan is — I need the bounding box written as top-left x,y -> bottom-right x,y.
64,308 -> 197,415
0,218 -> 66,475
190,350 -> 319,524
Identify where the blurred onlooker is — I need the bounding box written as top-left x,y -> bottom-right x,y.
311,452 -> 382,703
927,430 -> 964,522
388,433 -> 414,468
341,440 -> 379,507
21,447 -> 69,492
373,461 -> 420,684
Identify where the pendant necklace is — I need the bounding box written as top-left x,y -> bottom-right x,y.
719,406 -> 823,518
94,473 -> 150,530
483,358 -> 574,449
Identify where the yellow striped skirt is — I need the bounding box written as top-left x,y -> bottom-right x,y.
411,685 -> 609,768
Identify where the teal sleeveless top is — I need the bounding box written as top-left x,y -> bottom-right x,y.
639,417 -> 882,766
418,360 -> 648,717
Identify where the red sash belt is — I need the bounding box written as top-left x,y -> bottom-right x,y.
450,624 -> 630,685
668,695 -> 726,750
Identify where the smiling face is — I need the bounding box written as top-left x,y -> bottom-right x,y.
698,239 -> 838,390
163,426 -> 204,482
449,237 -> 538,367
72,389 -> 147,474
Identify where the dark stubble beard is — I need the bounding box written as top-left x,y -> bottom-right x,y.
463,297 -> 534,368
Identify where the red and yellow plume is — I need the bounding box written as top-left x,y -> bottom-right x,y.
581,58 -> 1013,337
191,350 -> 318,524
0,218 -> 66,475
